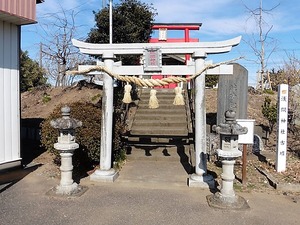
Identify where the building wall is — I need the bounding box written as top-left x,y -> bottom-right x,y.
0,0 -> 36,24
0,21 -> 21,169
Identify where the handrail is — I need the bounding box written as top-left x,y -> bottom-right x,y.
184,85 -> 194,135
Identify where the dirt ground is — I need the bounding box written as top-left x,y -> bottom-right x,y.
21,85 -> 300,196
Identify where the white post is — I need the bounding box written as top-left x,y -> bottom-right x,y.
109,0 -> 113,44
276,84 -> 288,172
90,51 -> 119,182
189,51 -> 214,188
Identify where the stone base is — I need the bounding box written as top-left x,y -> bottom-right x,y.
90,168 -> 119,182
46,184 -> 88,197
206,192 -> 250,210
188,173 -> 215,189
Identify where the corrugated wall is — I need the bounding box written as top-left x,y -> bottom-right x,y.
0,0 -> 36,21
0,21 -> 21,169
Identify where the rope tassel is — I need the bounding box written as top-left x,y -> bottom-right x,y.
173,86 -> 185,106
122,83 -> 132,104
149,89 -> 159,109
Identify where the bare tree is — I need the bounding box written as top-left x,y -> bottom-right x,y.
275,52 -> 300,88
243,0 -> 279,90
39,8 -> 89,87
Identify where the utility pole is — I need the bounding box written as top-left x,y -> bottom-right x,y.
39,42 -> 43,68
109,0 -> 113,44
259,0 -> 266,91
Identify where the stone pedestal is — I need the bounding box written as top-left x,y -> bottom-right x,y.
90,168 -> 119,182
55,149 -> 78,195
188,173 -> 215,189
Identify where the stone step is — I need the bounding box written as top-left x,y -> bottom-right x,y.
140,94 -> 176,99
126,136 -> 189,144
129,88 -> 188,138
141,89 -> 176,94
138,100 -> 180,106
140,91 -> 179,99
125,146 -> 189,161
130,127 -> 188,136
136,108 -> 186,115
131,121 -> 187,127
134,114 -> 187,121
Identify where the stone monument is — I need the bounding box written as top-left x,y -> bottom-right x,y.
217,63 -> 248,125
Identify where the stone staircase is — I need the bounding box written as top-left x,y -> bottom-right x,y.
127,88 -> 190,145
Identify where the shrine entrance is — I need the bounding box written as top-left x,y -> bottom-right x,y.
71,35 -> 241,188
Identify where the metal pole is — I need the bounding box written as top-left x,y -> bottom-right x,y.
109,0 -> 113,44
242,144 -> 247,185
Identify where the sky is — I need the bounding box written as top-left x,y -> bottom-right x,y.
21,0 -> 300,86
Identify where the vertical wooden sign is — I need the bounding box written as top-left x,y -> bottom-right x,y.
276,84 -> 289,172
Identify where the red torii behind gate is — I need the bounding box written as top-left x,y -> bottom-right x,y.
149,23 -> 202,88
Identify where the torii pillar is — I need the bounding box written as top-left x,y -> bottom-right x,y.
188,51 -> 214,188
90,52 -> 119,182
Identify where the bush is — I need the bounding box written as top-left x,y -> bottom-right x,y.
261,96 -> 277,133
40,102 -> 102,169
40,89 -> 127,172
205,75 -> 218,88
263,89 -> 274,95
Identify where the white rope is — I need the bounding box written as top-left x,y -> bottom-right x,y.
67,57 -> 242,88
149,89 -> 159,109
122,83 -> 132,103
173,86 -> 185,106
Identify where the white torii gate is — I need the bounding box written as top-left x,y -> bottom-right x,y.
72,36 -> 241,188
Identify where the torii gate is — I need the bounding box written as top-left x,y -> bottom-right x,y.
72,36 -> 241,188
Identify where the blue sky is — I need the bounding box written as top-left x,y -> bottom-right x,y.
22,0 -> 300,86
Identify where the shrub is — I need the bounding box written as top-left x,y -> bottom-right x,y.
40,89 -> 127,171
42,93 -> 51,103
263,89 -> 274,95
205,75 -> 219,88
261,96 -> 277,133
40,102 -> 102,169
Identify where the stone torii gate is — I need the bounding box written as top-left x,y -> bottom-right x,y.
72,36 -> 241,188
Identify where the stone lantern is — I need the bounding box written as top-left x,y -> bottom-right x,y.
207,110 -> 249,209
50,106 -> 83,195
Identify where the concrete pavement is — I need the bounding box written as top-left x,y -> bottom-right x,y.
1,146 -> 300,225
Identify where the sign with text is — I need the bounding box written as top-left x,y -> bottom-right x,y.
237,119 -> 255,144
143,48 -> 162,72
276,84 -> 288,172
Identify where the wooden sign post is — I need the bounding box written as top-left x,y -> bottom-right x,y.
237,119 -> 255,185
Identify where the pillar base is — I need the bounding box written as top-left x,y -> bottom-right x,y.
188,173 -> 215,189
90,168 -> 119,182
47,183 -> 88,197
206,192 -> 250,210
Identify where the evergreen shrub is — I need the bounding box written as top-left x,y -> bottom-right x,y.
40,102 -> 101,168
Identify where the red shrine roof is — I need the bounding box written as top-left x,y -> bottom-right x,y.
152,23 -> 202,30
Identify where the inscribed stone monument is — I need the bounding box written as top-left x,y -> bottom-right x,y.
217,63 -> 248,125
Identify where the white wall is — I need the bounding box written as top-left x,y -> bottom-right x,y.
0,20 -> 21,170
